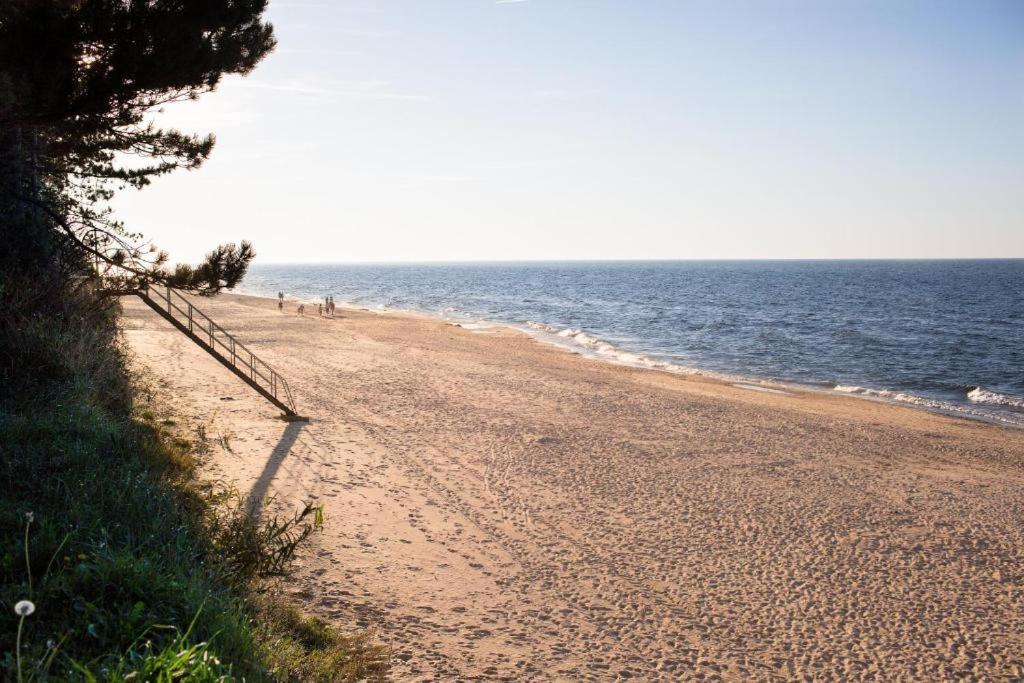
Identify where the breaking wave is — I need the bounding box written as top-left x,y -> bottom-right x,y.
967,387 -> 1024,409
833,384 -> 1024,425
525,322 -> 712,377
833,385 -> 944,407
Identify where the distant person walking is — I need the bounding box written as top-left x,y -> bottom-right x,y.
278,291 -> 284,312
318,303 -> 323,316
328,296 -> 335,316
297,303 -> 305,316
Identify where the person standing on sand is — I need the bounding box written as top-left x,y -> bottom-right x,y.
318,303 -> 323,316
328,296 -> 335,316
297,303 -> 305,316
278,291 -> 284,312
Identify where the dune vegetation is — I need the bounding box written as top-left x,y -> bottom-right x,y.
0,279 -> 389,681
0,1 -> 388,679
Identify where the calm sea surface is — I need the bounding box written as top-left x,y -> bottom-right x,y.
241,261 -> 1024,427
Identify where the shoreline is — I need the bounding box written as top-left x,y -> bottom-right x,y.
237,289 -> 1024,430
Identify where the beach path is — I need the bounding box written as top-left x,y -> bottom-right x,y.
121,293 -> 1024,681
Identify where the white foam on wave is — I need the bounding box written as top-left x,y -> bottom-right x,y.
833,384 -> 1024,426
967,387 -> 1024,409
524,322 -> 713,378
555,328 -> 618,354
833,385 -> 933,406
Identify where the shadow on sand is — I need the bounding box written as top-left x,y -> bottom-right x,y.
247,420 -> 305,514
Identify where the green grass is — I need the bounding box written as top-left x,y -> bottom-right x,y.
0,284 -> 388,681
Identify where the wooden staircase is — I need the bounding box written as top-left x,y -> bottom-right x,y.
134,284 -> 306,420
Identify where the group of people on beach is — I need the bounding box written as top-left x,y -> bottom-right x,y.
278,291 -> 336,318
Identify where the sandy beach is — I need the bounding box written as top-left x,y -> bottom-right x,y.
120,292 -> 1024,681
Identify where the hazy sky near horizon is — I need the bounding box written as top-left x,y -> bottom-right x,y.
112,0 -> 1024,264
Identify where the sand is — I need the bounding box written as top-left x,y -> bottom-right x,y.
120,292 -> 1024,681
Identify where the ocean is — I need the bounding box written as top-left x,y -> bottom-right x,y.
240,260 -> 1024,427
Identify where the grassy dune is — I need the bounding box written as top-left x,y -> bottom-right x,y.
0,287 -> 387,680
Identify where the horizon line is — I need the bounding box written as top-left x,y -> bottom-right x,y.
250,257 -> 1024,266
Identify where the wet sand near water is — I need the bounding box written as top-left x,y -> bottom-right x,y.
121,292 -> 1024,681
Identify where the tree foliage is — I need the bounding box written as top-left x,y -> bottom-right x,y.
0,0 -> 276,295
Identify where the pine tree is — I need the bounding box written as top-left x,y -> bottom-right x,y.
0,0 -> 276,294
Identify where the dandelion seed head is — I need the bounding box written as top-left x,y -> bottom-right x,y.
14,600 -> 35,616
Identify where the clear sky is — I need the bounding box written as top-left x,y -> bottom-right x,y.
112,0 -> 1024,264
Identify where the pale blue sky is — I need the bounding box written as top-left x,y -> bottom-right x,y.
113,0 -> 1024,263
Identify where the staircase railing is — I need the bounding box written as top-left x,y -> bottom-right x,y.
137,284 -> 299,417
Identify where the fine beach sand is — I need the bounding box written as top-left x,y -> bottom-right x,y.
120,292 -> 1024,681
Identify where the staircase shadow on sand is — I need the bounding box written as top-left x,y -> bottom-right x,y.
247,420 -> 305,513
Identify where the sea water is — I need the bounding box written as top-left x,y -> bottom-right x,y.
241,260 -> 1024,427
